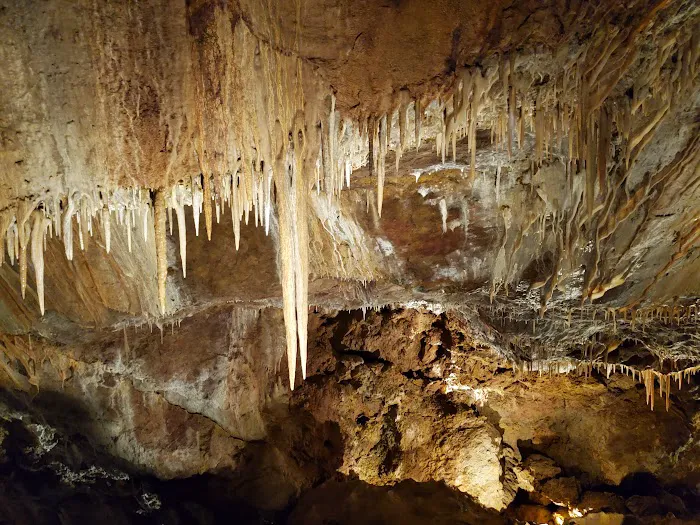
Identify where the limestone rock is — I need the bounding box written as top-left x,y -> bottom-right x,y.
513,504 -> 552,524
523,454 -> 562,483
539,477 -> 581,507
579,491 -> 627,514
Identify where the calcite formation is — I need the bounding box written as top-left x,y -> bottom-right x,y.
0,0 -> 699,523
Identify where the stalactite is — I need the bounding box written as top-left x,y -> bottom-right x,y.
414,98 -> 422,150
102,207 -> 111,254
231,173 -> 241,250
17,201 -> 33,299
377,115 -> 387,217
203,175 -> 213,241
294,124 -> 310,382
154,190 -> 167,316
521,357 -> 700,413
30,212 -> 48,315
0,209 -> 14,268
172,185 -> 188,277
192,175 -> 203,237
126,209 -> 133,254
0,2 -> 695,396
275,148 -> 299,389
468,70 -> 487,180
396,94 -> 409,173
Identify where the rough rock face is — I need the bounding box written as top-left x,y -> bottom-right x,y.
1,0 -> 700,523
295,310 -> 517,511
0,307 -> 698,523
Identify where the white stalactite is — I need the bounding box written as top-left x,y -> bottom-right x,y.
17,201 -> 33,299
377,115 -> 387,217
103,207 -> 111,253
30,212 -> 48,315
172,185 -> 188,278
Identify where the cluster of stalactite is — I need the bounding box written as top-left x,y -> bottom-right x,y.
0,1 -> 698,388
493,299 -> 700,377
480,13 -> 700,314
514,356 -> 700,412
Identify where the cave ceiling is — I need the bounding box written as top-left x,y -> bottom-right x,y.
0,0 -> 699,390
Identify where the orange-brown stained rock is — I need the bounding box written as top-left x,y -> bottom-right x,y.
538,476 -> 581,507
523,453 -> 562,483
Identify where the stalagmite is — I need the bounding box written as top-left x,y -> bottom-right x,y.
154,190 -> 167,316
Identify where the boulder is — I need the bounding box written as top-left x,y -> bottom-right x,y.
539,477 -> 581,506
523,454 -> 562,482
514,504 -> 552,524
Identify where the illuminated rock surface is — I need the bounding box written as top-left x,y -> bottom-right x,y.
0,0 -> 699,523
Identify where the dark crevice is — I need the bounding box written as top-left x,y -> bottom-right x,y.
338,348 -> 391,366
401,368 -> 439,382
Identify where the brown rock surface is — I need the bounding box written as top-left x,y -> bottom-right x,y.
524,454 -> 563,483
0,0 -> 699,522
0,306 -> 698,522
539,476 -> 581,506
513,504 -> 553,524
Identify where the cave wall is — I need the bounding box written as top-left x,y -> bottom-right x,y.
1,306 -> 697,523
